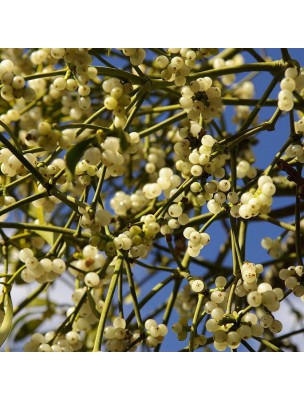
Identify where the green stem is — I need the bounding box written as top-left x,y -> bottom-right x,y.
0,134 -> 47,187
137,104 -> 180,115
295,165 -> 303,265
253,337 -> 283,352
189,293 -> 204,352
152,61 -> 288,90
241,340 -> 256,352
50,187 -> 88,213
19,94 -> 44,116
91,165 -> 106,210
222,98 -> 284,108
225,108 -> 282,149
257,214 -> 299,233
264,136 -> 295,176
125,275 -> 174,325
89,50 -> 117,69
13,283 -> 48,315
155,176 -> 194,218
118,269 -> 124,318
0,227 -> 9,242
166,237 -> 184,270
191,61 -> 287,82
54,123 -> 112,132
0,221 -> 85,236
215,234 -> 232,266
93,254 -> 123,352
270,202 -> 304,219
75,106 -> 106,137
134,259 -> 176,273
272,327 -> 304,342
154,278 -> 182,352
124,83 -> 150,131
239,75 -> 280,132
0,191 -> 47,217
24,69 -> 67,81
4,173 -> 31,190
245,48 -> 266,63
229,215 -> 243,272
238,220 -> 247,260
230,147 -> 237,191
236,305 -> 252,322
199,210 -> 224,233
95,66 -> 146,85
139,111 -> 186,139
2,243 -> 9,279
281,48 -> 292,61
226,277 -> 239,314
49,291 -> 88,344
125,260 -> 144,331
0,121 -> 22,152
183,212 -> 215,228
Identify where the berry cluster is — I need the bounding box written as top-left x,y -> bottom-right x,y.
0,59 -> 33,104
278,67 -> 304,111
230,175 -> 276,219
69,245 -> 106,275
174,134 -> 228,182
156,48 -> 217,87
285,143 -> 304,163
143,166 -> 181,200
114,227 -> 148,259
24,330 -> 82,352
295,115 -> 304,135
213,53 -> 245,86
179,78 -> 222,124
70,287 -> 100,333
232,105 -> 258,126
183,227 -> 210,257
279,265 -> 304,299
24,121 -> 62,151
144,319 -> 168,348
19,248 -> 66,284
119,48 -> 146,66
261,236 -> 287,258
172,317 -> 207,348
246,282 -> 283,312
102,77 -> 133,128
78,206 -> 112,231
110,189 -> 148,216
104,317 -> 139,352
0,148 -> 37,178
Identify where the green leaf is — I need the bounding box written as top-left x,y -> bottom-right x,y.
33,229 -> 56,247
11,311 -> 36,332
66,137 -> 93,175
26,204 -> 56,246
0,292 -> 13,347
0,96 -> 9,114
27,298 -> 49,308
14,318 -> 43,342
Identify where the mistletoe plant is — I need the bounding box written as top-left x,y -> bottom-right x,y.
0,48 -> 304,352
